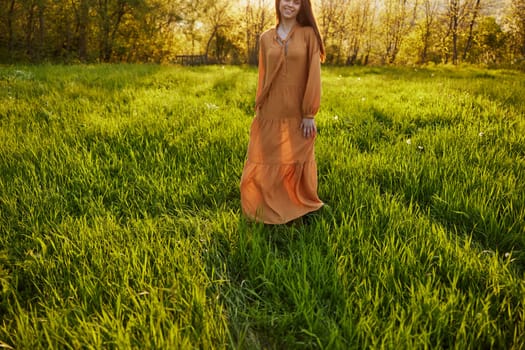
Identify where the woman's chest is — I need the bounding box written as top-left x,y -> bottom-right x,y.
266,37 -> 308,66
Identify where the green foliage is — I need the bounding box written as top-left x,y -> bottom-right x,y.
1,0 -> 525,66
0,64 -> 524,348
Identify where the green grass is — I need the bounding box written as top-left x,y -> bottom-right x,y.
0,64 -> 524,349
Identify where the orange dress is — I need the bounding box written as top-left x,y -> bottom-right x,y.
240,24 -> 324,224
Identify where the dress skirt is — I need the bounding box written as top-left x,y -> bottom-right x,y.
240,116 -> 323,224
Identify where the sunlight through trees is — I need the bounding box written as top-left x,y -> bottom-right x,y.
0,0 -> 523,66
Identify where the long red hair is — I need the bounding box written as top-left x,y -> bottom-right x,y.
275,0 -> 326,62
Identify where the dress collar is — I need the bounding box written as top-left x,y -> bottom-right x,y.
274,23 -> 300,42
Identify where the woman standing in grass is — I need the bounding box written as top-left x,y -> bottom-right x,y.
240,0 -> 326,224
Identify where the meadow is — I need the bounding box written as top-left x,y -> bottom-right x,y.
0,63 -> 524,349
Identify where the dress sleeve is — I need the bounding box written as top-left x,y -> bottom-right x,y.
256,36 -> 266,104
302,28 -> 321,119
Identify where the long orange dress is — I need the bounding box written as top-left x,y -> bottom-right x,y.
240,24 -> 324,224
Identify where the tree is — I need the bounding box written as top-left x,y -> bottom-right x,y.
441,0 -> 485,64
376,0 -> 418,64
346,0 -> 376,65
380,0 -> 418,64
77,0 -> 90,61
317,0 -> 349,64
0,0 -> 18,57
178,0 -> 205,55
475,16 -> 506,64
95,0 -> 133,61
0,0 -> 523,65
122,0 -> 184,63
203,0 -> 236,63
242,0 -> 272,65
415,0 -> 439,64
462,0 -> 482,61
505,0 -> 525,60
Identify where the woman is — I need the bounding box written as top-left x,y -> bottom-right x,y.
240,0 -> 326,224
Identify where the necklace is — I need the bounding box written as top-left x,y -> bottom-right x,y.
277,24 -> 294,40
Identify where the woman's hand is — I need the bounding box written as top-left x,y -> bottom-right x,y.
301,118 -> 317,138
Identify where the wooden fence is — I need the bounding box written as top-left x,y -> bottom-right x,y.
175,55 -> 208,66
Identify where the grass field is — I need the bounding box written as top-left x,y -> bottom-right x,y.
0,64 -> 524,349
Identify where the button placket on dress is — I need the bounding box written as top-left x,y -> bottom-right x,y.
276,25 -> 297,75
276,36 -> 288,74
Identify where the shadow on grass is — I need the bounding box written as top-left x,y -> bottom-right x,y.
205,209 -> 352,349
368,163 -> 525,271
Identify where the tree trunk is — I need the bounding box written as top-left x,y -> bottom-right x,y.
205,26 -> 217,60
7,0 -> 16,54
98,0 -> 126,62
244,0 -> 270,65
449,0 -> 459,65
418,0 -> 435,64
382,0 -> 412,64
462,0 -> 481,61
78,0 -> 89,61
107,2 -> 125,61
26,2 -> 36,59
37,0 -> 45,61
420,26 -> 431,63
99,0 -> 108,61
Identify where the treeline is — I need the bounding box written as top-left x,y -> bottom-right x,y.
0,0 -> 524,67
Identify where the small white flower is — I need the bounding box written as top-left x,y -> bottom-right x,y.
479,132 -> 485,137
334,115 -> 339,120
361,97 -> 366,102
13,70 -> 33,80
406,139 -> 412,145
205,102 -> 219,110
357,77 -> 361,81
418,145 -> 424,151
504,252 -> 511,258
